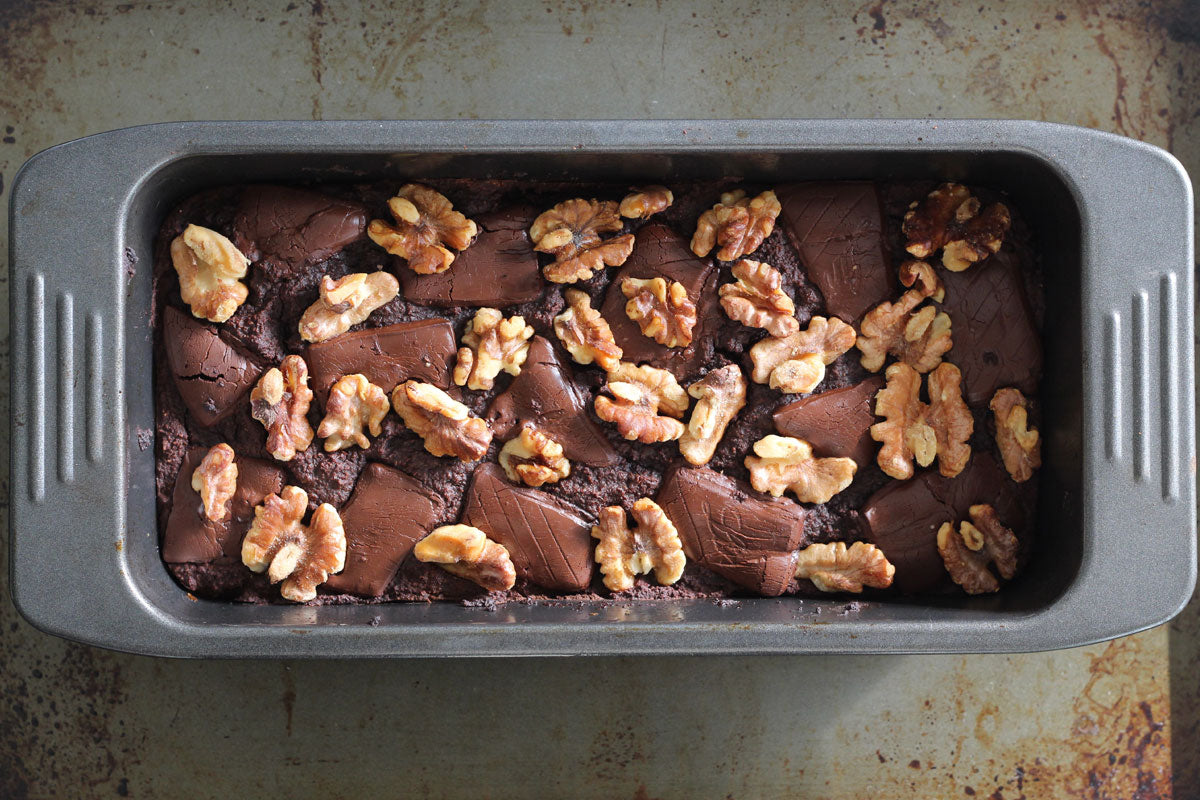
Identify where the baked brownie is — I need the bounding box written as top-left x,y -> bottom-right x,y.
155,179 -> 1042,604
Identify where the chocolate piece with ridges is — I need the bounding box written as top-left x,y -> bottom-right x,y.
163,306 -> 264,426
461,464 -> 594,593
400,207 -> 543,307
305,318 -> 457,403
163,447 -> 285,563
324,463 -> 443,597
233,185 -> 367,271
773,376 -> 885,468
600,224 -> 719,381
776,182 -> 894,322
487,336 -> 618,466
655,465 -> 805,597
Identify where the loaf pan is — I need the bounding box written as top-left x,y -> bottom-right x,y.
8,120 -> 1195,657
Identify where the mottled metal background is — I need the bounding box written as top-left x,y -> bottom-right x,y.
1,0 -> 1197,797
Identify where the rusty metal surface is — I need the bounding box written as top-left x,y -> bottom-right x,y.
0,0 -> 1196,797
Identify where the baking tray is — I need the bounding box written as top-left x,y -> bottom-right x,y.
7,119 -> 1196,657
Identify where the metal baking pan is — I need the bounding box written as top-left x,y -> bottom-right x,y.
8,120 -> 1196,657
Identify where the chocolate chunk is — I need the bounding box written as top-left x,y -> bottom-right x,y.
461,464 -> 594,592
163,306 -> 263,426
305,318 -> 457,401
600,224 -> 719,381
324,463 -> 443,597
773,376 -> 884,468
400,207 -> 543,307
860,453 -> 1032,592
163,447 -> 285,563
941,248 -> 1041,405
656,465 -> 805,596
486,336 -> 618,466
776,182 -> 894,322
233,185 -> 366,271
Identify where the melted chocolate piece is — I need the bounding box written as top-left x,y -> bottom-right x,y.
400,207 -> 543,308
163,306 -> 263,426
776,182 -> 894,322
859,453 -> 1032,592
162,447 -> 285,563
600,224 -> 719,381
305,318 -> 457,401
656,465 -> 805,596
772,376 -> 884,468
324,463 -> 443,597
941,248 -> 1042,405
486,336 -> 618,466
461,464 -> 594,592
233,185 -> 366,271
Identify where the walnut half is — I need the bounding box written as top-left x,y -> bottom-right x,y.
591,499 -> 686,592
745,435 -> 857,504
498,426 -> 571,487
594,363 -> 689,444
622,276 -> 697,348
530,198 -> 635,284
367,184 -> 478,275
298,272 -> 399,343
250,355 -> 315,462
414,524 -> 517,592
794,541 -> 895,593
990,388 -> 1041,483
903,183 -> 1011,272
554,288 -> 623,371
691,189 -> 781,261
316,374 -> 389,451
171,224 -> 250,323
679,365 -> 747,466
870,362 -> 972,480
391,380 -> 492,461
856,260 -> 951,374
619,186 -> 674,219
191,443 -> 238,522
719,259 -> 799,338
749,315 -> 856,394
241,486 -> 346,602
453,308 -> 534,391
937,504 -> 1019,594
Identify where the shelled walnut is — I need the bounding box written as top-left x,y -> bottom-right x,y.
498,426 -> 571,487
391,380 -> 492,461
316,374 -> 389,451
453,308 -> 534,391
171,224 -> 250,323
621,276 -> 698,348
925,363 -> 973,478
679,365 -> 747,466
594,363 -> 689,444
619,186 -> 674,219
414,525 -> 517,592
870,363 -> 972,480
990,388 -> 1041,482
719,259 -> 799,338
745,435 -> 857,504
749,315 -> 856,394
793,541 -> 895,593
529,198 -> 635,284
367,184 -> 478,275
298,272 -> 399,343
241,486 -> 346,602
191,443 -> 238,522
250,355 -> 315,462
937,504 -> 1019,594
903,183 -> 1011,271
591,499 -> 686,592
553,288 -> 623,371
691,189 -> 781,261
856,260 -> 951,374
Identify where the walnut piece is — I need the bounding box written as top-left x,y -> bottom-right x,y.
250,355 -> 315,462
553,288 -> 623,371
621,276 -> 698,348
453,308 -> 534,391
171,224 -> 250,323
191,443 -> 238,522
391,380 -> 492,461
679,365 -> 747,466
241,486 -> 346,602
594,363 -> 689,444
749,315 -> 856,394
719,259 -> 799,338
925,363 -> 973,477
745,435 -> 857,504
414,524 -> 517,592
937,504 -> 1019,594
794,541 -> 895,593
903,183 -> 1012,271
298,272 -> 399,343
316,374 -> 389,451
691,189 -> 782,261
991,388 -> 1041,482
857,260 -> 952,373
498,426 -> 571,487
529,198 -> 635,284
870,362 -> 972,480
591,499 -> 686,592
367,184 -> 478,275
619,186 -> 674,219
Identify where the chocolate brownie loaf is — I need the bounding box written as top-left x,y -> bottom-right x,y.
154,178 -> 1042,604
